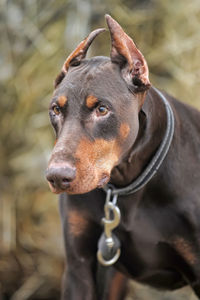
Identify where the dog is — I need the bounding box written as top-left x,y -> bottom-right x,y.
46,15 -> 200,299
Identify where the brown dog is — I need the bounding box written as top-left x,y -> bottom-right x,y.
46,15 -> 200,299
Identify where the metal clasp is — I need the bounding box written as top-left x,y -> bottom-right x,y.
97,189 -> 121,266
103,190 -> 120,248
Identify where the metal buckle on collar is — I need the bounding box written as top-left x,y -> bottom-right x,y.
97,189 -> 121,266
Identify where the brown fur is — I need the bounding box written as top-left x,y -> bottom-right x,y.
86,95 -> 98,109
68,210 -> 88,237
173,237 -> 196,265
119,123 -> 130,140
65,138 -> 121,194
58,95 -> 68,107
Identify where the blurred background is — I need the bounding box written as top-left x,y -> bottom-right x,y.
0,0 -> 199,299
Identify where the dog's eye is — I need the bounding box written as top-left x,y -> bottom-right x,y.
52,105 -> 60,115
96,105 -> 108,116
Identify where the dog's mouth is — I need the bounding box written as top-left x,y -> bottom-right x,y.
47,170 -> 110,195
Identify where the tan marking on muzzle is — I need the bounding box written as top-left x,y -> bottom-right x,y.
172,237 -> 196,265
68,210 -> 88,236
58,95 -> 67,107
86,95 -> 98,109
65,137 -> 121,194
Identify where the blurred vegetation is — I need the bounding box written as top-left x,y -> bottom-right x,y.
0,0 -> 199,299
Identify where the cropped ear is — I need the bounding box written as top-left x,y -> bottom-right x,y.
62,28 -> 105,73
54,28 -> 105,88
105,15 -> 150,93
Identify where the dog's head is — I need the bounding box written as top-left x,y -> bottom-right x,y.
46,15 -> 151,194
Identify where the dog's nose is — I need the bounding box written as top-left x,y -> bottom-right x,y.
46,165 -> 76,190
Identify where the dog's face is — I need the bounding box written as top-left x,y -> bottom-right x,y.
46,15 -> 150,194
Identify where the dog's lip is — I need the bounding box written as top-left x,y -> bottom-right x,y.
97,174 -> 110,188
48,173 -> 110,194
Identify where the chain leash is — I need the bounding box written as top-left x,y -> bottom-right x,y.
97,189 -> 121,266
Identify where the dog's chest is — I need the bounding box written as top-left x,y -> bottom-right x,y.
116,210 -> 186,289
116,201 -> 179,275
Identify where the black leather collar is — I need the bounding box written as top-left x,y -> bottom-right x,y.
103,88 -> 175,196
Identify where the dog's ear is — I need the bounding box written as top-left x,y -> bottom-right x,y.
105,15 -> 150,93
62,28 -> 105,72
55,28 -> 105,88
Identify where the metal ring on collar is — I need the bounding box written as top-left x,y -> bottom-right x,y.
97,248 -> 121,266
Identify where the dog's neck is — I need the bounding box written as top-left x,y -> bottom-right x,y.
110,87 -> 168,188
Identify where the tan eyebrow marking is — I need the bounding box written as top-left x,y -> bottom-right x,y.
86,95 -> 98,109
57,95 -> 68,107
